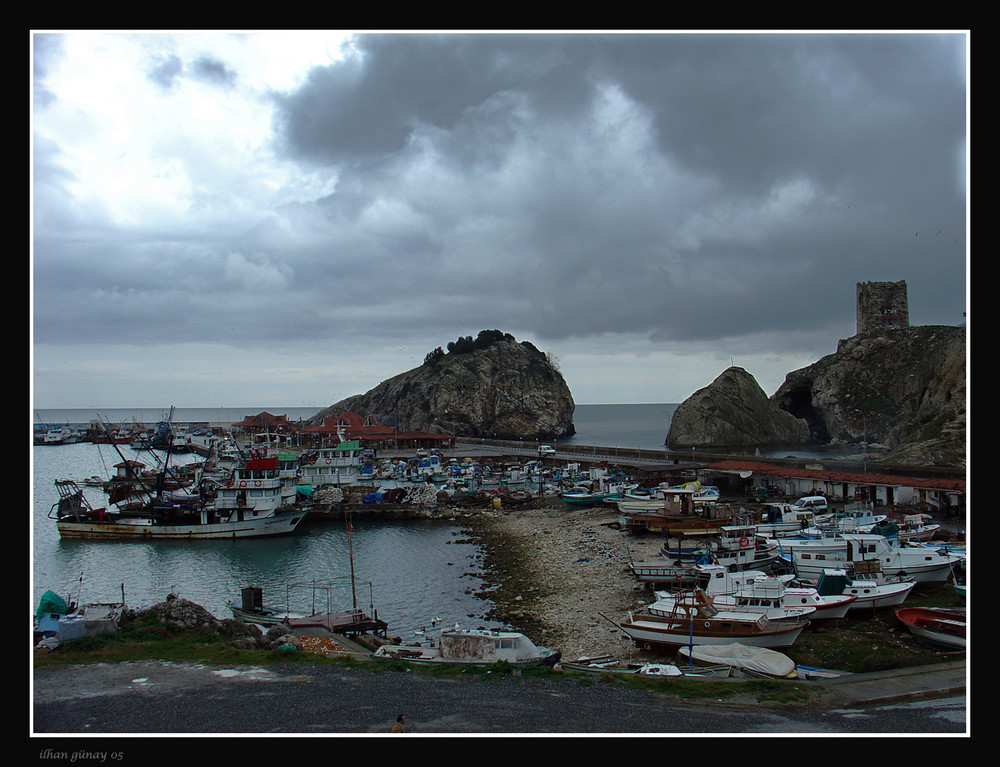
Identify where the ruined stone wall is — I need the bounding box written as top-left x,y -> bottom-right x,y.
857,280 -> 909,334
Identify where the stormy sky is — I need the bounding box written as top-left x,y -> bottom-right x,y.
31,31 -> 968,407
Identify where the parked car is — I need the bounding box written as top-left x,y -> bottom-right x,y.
793,495 -> 828,511
538,445 -> 557,456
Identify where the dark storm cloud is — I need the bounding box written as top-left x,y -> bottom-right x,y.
33,32 -> 967,388
265,33 -> 965,349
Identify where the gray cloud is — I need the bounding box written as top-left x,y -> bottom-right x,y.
31,32 -> 968,405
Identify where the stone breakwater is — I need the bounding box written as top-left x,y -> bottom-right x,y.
465,504 -> 657,664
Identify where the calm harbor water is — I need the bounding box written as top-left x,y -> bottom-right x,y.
31,404 -> 678,629
31,442 -> 496,635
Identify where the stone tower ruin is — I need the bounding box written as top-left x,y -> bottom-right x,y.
856,280 -> 909,334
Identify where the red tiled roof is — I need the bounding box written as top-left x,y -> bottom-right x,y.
706,459 -> 965,492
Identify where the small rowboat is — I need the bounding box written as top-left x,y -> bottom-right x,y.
894,607 -> 966,651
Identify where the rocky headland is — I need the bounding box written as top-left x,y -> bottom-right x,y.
668,325 -> 966,468
310,330 -> 575,440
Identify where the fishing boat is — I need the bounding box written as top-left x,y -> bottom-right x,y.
813,567 -> 916,611
666,565 -> 856,628
894,607 -> 966,651
616,589 -> 809,651
708,525 -> 782,571
789,534 -> 962,584
620,486 -> 736,536
561,486 -> 610,508
755,502 -> 816,538
50,477 -> 307,539
676,643 -> 798,679
653,574 -> 816,626
892,514 -> 942,543
373,627 -> 561,666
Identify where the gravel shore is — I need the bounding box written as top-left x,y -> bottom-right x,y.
464,502 -> 659,664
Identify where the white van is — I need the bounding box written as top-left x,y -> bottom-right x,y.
793,495 -> 828,511
538,445 -> 556,456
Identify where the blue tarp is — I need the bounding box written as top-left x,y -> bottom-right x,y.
362,492 -> 384,504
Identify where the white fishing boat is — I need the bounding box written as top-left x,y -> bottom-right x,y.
616,589 -> 809,651
811,503 -> 887,531
709,525 -> 782,571
653,571 -> 816,626
296,439 -> 367,487
813,567 -> 917,611
790,534 -> 962,583
50,451 -> 307,541
676,643 -> 798,679
662,565 -> 856,628
755,502 -> 816,538
891,514 -> 942,543
373,627 -> 561,667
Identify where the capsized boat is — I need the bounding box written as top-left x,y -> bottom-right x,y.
373,627 -> 561,666
616,589 -> 809,651
676,643 -> 798,679
894,607 -> 966,651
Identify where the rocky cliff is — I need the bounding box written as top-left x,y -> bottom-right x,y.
666,325 -> 966,468
771,325 -> 966,468
666,366 -> 812,451
311,332 -> 576,440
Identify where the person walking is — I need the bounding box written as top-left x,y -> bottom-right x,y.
391,714 -> 406,733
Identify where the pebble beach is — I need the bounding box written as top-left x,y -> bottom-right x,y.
467,503 -> 660,664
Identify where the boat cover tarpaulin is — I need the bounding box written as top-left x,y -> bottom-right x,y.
36,590 -> 69,621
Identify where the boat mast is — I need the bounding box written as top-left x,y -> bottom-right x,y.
346,510 -> 358,610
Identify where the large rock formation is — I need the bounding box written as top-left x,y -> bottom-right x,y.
666,366 -> 811,450
312,331 -> 575,440
772,325 -> 966,468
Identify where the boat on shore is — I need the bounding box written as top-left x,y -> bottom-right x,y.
812,566 -> 917,611
789,533 -> 962,584
619,486 -> 737,536
560,656 -> 736,678
894,607 -> 966,651
615,589 -> 809,651
676,643 -> 798,679
373,627 -> 561,666
662,564 -> 855,628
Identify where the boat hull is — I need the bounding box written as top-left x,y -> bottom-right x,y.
618,613 -> 806,650
895,608 -> 966,651
56,511 -> 306,539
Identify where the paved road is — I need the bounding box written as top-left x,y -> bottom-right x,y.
31,660 -> 967,738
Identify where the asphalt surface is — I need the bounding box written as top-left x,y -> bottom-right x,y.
30,657 -> 967,738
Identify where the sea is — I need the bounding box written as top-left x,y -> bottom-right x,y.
31,403 -> 678,632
